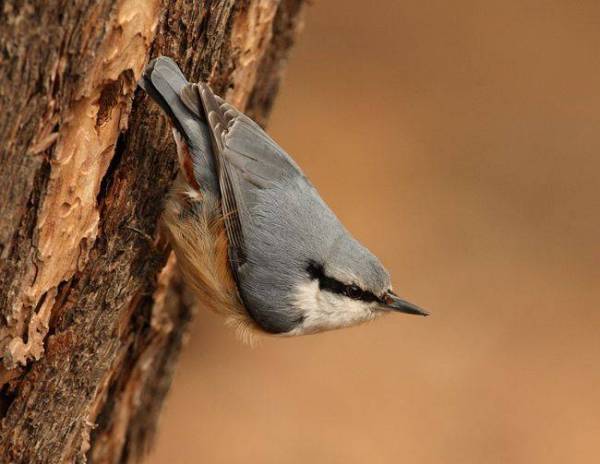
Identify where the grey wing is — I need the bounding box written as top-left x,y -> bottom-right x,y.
194,83 -> 304,273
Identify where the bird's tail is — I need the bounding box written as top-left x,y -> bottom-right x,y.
140,56 -> 218,194
139,56 -> 203,145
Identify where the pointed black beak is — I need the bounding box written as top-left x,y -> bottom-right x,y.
382,291 -> 429,316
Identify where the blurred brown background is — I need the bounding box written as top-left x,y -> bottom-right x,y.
147,1 -> 600,463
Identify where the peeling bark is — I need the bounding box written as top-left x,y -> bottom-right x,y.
0,1 -> 306,462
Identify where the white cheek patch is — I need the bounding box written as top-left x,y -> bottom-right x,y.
285,280 -> 379,336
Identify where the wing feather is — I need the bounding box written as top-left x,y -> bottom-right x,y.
196,82 -> 305,275
197,84 -> 248,272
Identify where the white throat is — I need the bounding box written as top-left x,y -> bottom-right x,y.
284,280 -> 379,336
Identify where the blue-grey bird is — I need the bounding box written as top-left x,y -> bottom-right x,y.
140,56 -> 427,338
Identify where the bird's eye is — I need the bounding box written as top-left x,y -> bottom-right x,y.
345,285 -> 363,300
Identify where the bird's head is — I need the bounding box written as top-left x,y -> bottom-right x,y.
283,236 -> 428,336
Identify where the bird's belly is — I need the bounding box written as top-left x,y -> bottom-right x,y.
161,177 -> 256,340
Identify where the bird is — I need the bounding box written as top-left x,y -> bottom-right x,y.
139,56 -> 428,339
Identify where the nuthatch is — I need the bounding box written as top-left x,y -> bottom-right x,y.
140,56 -> 428,337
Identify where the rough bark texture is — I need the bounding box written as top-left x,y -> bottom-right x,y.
0,1 -> 305,462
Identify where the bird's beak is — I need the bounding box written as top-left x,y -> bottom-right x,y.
382,291 -> 429,316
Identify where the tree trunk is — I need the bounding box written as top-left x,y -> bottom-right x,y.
0,1 -> 305,462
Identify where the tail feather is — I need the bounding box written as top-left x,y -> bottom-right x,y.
140,57 -> 189,136
140,56 -> 218,194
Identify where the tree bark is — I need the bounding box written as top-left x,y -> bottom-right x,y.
0,1 -> 305,462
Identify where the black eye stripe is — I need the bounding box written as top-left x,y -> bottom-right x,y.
306,262 -> 345,294
306,261 -> 381,303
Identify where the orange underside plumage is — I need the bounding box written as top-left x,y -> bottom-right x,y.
161,177 -> 260,343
